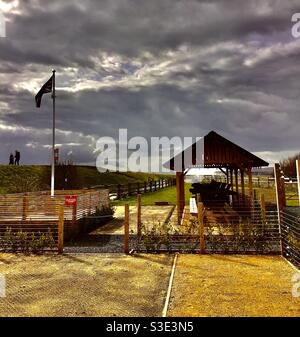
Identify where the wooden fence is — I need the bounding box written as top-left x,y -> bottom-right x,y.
0,189 -> 110,253
92,178 -> 176,200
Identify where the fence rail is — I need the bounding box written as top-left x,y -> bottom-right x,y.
0,189 -> 110,253
207,175 -> 299,189
92,178 -> 176,200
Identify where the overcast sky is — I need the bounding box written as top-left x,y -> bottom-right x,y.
0,0 -> 300,168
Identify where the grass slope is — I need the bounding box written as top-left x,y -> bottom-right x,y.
0,165 -> 173,194
113,184 -> 192,206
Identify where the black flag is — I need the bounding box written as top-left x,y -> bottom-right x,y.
35,75 -> 53,108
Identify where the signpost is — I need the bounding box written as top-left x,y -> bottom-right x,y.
65,195 -> 77,206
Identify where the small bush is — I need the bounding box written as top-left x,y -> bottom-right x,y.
94,204 -> 115,217
0,227 -> 56,254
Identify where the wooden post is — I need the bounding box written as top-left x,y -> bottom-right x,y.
176,172 -> 185,225
128,183 -> 131,196
124,204 -> 129,254
260,194 -> 266,235
137,194 -> 141,238
230,169 -> 233,191
72,202 -> 77,226
197,202 -> 205,254
235,168 -> 239,205
296,160 -> 300,207
176,173 -> 181,225
235,168 -> 239,193
58,205 -> 64,254
117,184 -> 121,199
137,182 -> 140,195
22,194 -> 29,221
241,169 -> 245,204
149,181 -> 152,192
274,163 -> 284,255
88,192 -> 92,215
248,167 -> 253,207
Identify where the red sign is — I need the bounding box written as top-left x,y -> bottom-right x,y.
65,195 -> 77,206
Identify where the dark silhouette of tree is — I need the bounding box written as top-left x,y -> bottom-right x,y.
280,153 -> 300,178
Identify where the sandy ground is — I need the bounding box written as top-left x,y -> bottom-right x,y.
1,251 -> 299,317
168,255 -> 300,317
0,253 -> 173,317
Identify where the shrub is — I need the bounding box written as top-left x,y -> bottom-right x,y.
0,227 -> 56,254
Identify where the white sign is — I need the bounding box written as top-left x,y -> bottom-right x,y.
190,198 -> 198,215
292,273 -> 300,298
0,274 -> 6,298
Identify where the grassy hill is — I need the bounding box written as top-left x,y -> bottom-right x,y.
0,165 -> 173,194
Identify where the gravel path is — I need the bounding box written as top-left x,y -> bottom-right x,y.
168,254 -> 300,317
0,253 -> 173,317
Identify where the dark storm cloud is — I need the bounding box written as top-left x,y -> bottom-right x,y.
0,0 -> 300,165
2,0 -> 297,65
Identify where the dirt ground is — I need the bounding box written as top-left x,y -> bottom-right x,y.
0,253 -> 173,317
1,252 -> 299,317
168,255 -> 300,317
99,205 -> 174,235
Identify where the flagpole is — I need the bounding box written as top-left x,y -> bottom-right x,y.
51,69 -> 56,197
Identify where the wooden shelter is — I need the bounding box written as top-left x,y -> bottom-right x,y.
165,131 -> 269,223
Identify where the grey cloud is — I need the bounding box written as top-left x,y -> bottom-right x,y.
0,0 -> 300,165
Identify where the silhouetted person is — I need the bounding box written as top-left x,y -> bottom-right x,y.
9,153 -> 14,165
14,150 -> 20,166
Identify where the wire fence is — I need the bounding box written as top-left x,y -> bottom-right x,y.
281,209 -> 300,269
284,182 -> 299,207
205,175 -> 278,188
135,202 -> 281,254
